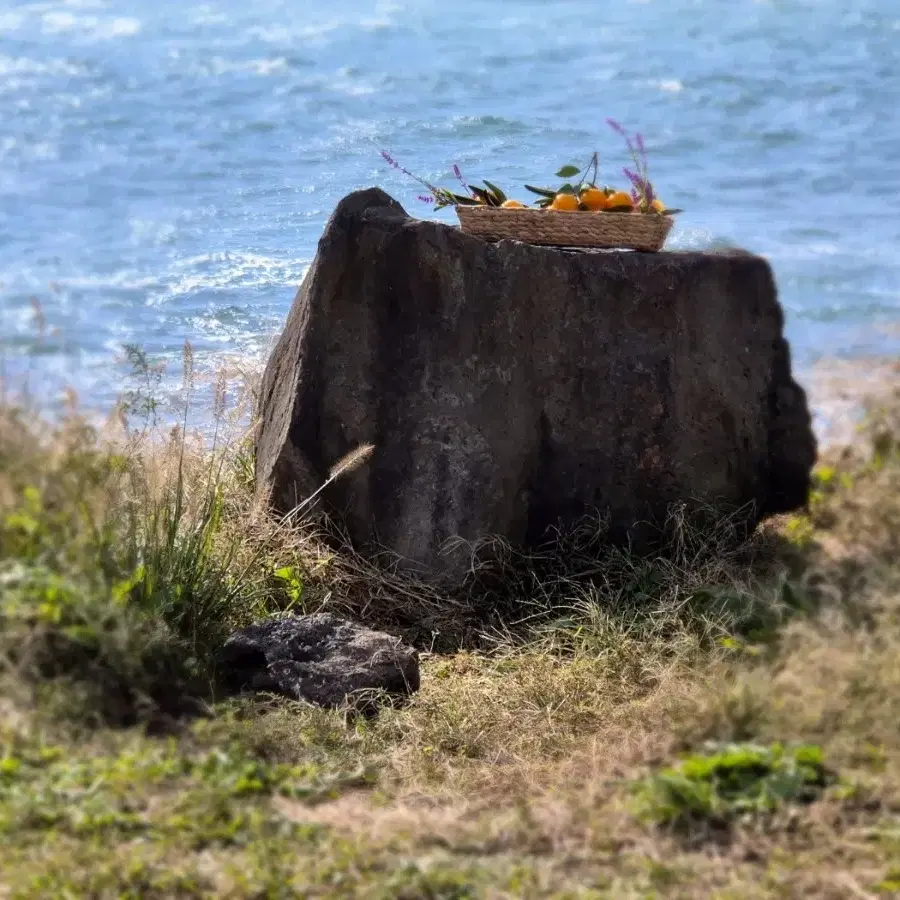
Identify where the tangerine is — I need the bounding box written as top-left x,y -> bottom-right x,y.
651,198 -> 666,213
606,190 -> 634,210
550,192 -> 580,211
501,199 -> 526,208
579,187 -> 609,211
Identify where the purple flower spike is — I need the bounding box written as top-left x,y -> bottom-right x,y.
606,117 -> 626,136
623,167 -> 643,189
452,162 -> 469,190
635,133 -> 646,156
380,149 -> 399,169
417,194 -> 435,204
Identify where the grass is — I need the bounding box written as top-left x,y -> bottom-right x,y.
1,351 -> 900,897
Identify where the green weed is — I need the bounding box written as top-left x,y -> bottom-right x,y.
631,742 -> 832,831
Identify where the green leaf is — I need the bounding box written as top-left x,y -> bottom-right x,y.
792,745 -> 825,767
661,208 -> 683,215
482,180 -> 507,204
274,564 -> 304,606
470,185 -> 500,207
555,165 -> 581,178
524,184 -> 557,198
452,193 -> 481,205
112,565 -> 146,607
557,183 -> 576,195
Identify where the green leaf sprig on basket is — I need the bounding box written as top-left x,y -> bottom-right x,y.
524,152 -> 604,209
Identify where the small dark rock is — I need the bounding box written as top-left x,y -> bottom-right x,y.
218,612 -> 420,708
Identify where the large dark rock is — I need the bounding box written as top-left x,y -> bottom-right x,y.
219,613 -> 420,707
257,188 -> 816,583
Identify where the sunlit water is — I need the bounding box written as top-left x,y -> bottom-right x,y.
2,0 -> 899,433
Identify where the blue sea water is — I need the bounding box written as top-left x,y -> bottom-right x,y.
1,0 -> 899,418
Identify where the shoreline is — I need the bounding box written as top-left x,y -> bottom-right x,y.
806,356 -> 900,448
3,344 -> 898,452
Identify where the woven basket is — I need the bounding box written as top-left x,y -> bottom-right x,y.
455,205 -> 673,251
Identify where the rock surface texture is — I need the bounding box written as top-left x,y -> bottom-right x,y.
219,613 -> 420,707
257,188 -> 816,583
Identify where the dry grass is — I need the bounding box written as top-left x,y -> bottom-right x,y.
1,358 -> 900,898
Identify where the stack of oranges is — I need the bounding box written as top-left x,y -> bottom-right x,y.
500,186 -> 666,213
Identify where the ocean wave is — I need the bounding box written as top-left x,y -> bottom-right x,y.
245,22 -> 340,43
182,56 -> 292,78
0,55 -> 87,79
0,135 -> 58,162
5,253 -> 311,306
40,10 -> 140,39
160,253 -> 310,298
654,78 -> 684,93
40,271 -> 160,292
244,9 -> 398,46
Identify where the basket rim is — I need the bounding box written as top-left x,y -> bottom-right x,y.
454,205 -> 675,219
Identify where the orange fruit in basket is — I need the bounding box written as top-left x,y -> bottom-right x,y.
579,187 -> 609,210
651,198 -> 666,213
501,199 -> 526,208
550,192 -> 580,211
606,190 -> 634,210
